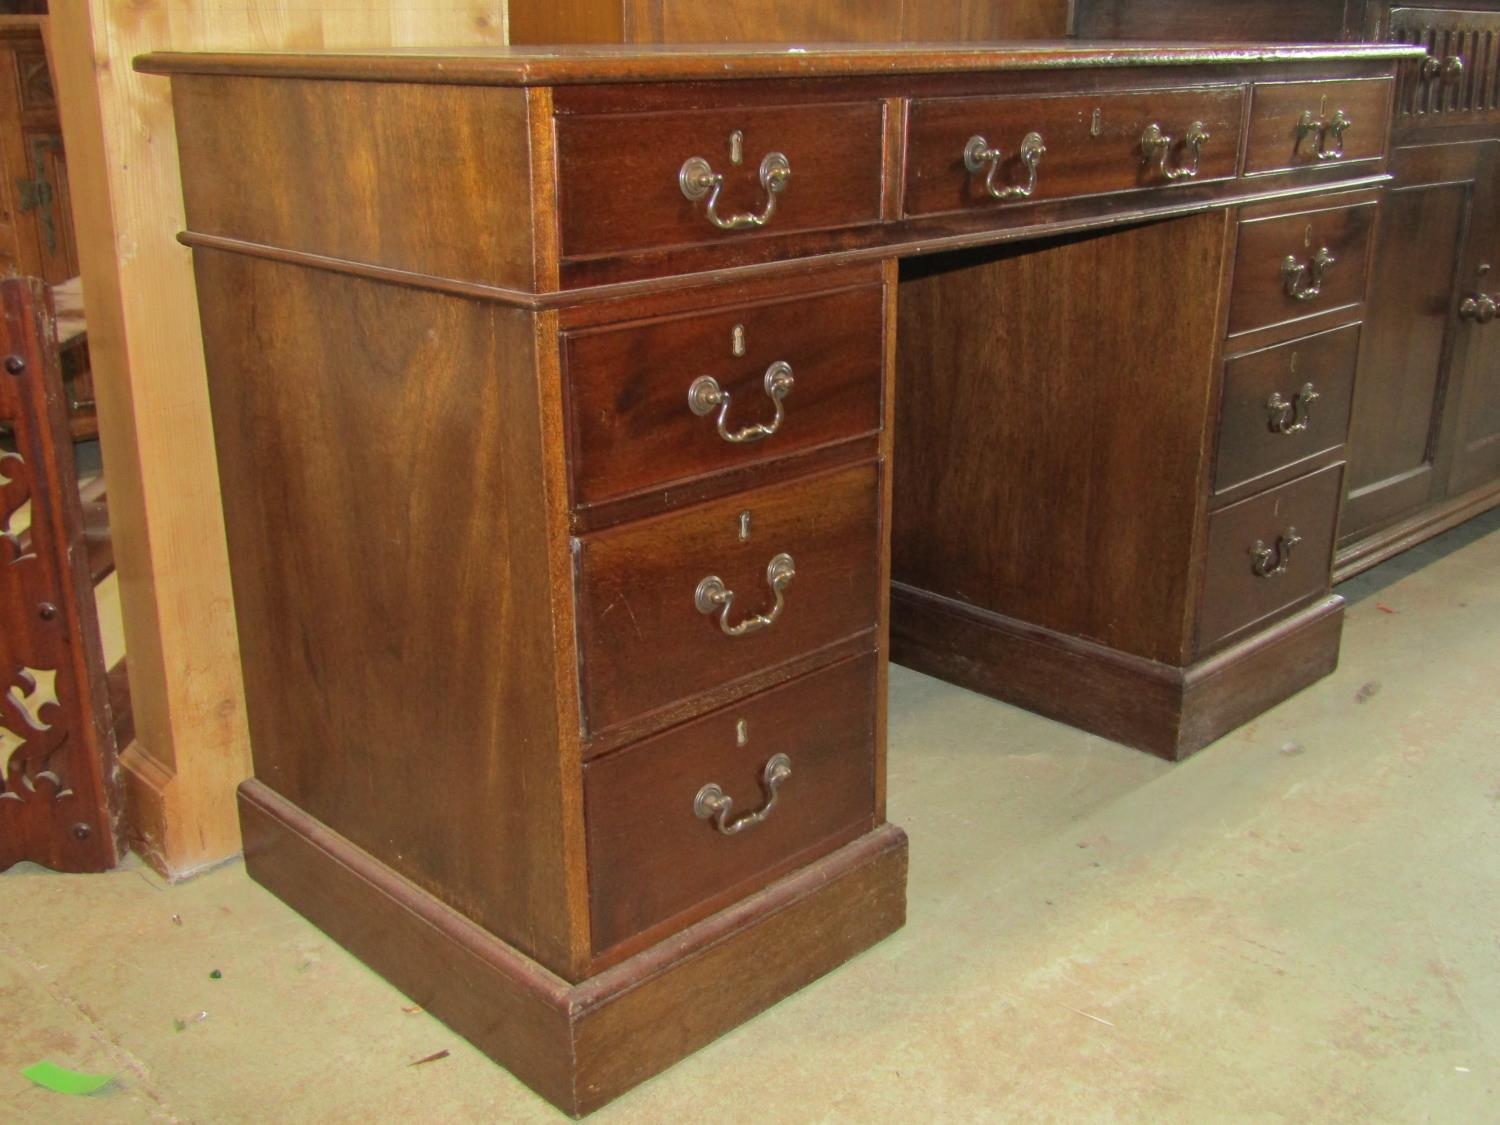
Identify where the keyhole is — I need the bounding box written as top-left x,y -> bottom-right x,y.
1305,223 -> 1314,249
736,719 -> 750,747
1090,108 -> 1103,137
729,130 -> 744,166
739,511 -> 752,541
732,323 -> 747,357
1290,352 -> 1300,376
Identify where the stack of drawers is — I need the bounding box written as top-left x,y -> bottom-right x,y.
1203,72 -> 1391,656
559,264 -> 892,967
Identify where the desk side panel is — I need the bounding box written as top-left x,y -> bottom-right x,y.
170,76 -> 540,291
190,249 -> 583,975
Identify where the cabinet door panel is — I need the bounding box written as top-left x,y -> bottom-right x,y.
1340,141 -> 1489,543
1445,144 -> 1500,495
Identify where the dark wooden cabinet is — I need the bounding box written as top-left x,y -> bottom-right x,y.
1341,139 -> 1498,548
1336,1 -> 1500,575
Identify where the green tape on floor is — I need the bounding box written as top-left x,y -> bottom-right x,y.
22,1061 -> 115,1096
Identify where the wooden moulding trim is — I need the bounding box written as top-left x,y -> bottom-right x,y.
891,585 -> 1345,760
1334,478 -> 1500,582
132,43 -> 1428,88
1184,595 -> 1344,686
239,779 -> 907,1115
176,172 -> 1393,314
891,582 -> 1184,684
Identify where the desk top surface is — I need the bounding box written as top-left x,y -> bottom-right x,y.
136,40 -> 1426,87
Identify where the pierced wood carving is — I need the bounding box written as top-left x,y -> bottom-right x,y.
0,277 -> 122,871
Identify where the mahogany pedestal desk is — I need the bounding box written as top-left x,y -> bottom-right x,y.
137,41 -> 1418,1116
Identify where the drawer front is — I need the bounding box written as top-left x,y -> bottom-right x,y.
584,653 -> 877,957
555,103 -> 886,260
904,86 -> 1245,218
1227,199 -> 1376,336
1197,462 -> 1343,654
576,461 -> 881,735
1244,78 -> 1393,174
565,283 -> 884,510
1391,8 -> 1500,129
1214,323 -> 1360,498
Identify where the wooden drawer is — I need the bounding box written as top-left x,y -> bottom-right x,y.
903,85 -> 1244,218
555,102 -> 885,261
576,461 -> 881,736
584,652 -> 877,959
1227,197 -> 1376,337
1214,323 -> 1360,499
1391,8 -> 1500,130
1196,462 -> 1343,654
564,283 -> 884,510
1244,78 -> 1393,174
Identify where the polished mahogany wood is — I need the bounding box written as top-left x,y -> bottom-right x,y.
564,279 -> 884,509
240,780 -> 907,1119
1214,321 -> 1360,501
1227,194 -> 1377,336
555,101 -> 886,260
1244,76 -> 1395,172
585,652 -> 876,962
169,76 -> 542,291
143,40 -> 1420,1116
1196,462 -> 1344,653
576,461 -> 881,736
136,42 -> 1420,87
893,212 -> 1231,667
903,85 -> 1245,217
189,249 -> 588,976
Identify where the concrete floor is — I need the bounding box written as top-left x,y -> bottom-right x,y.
4,510 -> 1498,1124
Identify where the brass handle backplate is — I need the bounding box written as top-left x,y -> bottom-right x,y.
1266,382 -> 1320,434
1250,529 -> 1302,578
1140,120 -> 1210,180
1459,293 -> 1497,324
1296,109 -> 1352,160
688,361 -> 795,444
964,131 -> 1046,201
695,552 -> 795,637
1283,247 -> 1336,301
679,151 -> 792,231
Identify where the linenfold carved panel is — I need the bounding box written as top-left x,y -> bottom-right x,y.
0,277 -> 121,871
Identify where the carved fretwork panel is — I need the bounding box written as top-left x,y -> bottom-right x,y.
0,277 -> 122,871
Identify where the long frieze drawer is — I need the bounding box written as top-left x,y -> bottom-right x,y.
1244,78 -> 1393,173
584,652 -> 877,958
1196,463 -> 1343,655
575,461 -> 881,736
903,85 -> 1245,217
554,103 -> 886,261
1214,323 -> 1360,498
1227,198 -> 1376,337
564,283 -> 884,510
